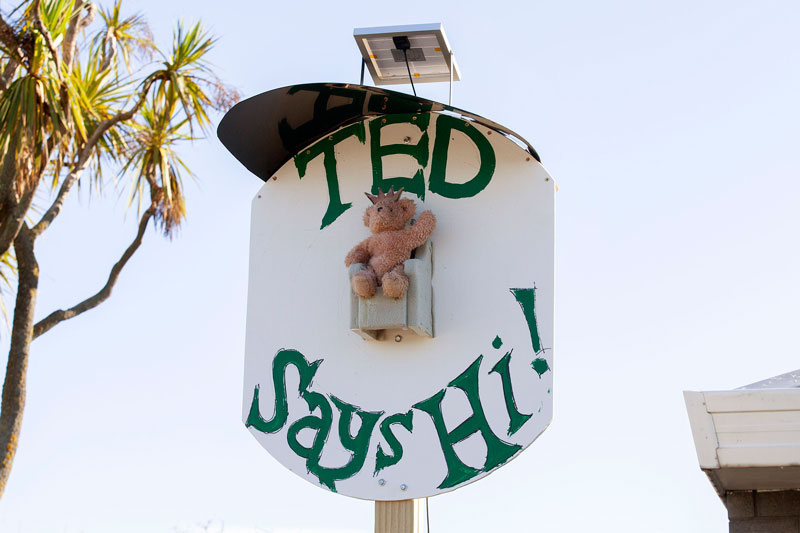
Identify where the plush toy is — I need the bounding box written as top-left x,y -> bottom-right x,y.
345,187 -> 436,299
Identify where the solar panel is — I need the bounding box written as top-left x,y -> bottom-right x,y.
354,23 -> 461,85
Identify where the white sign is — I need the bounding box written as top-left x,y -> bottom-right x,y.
243,111 -> 554,500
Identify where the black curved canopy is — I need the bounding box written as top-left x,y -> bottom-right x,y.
217,83 -> 540,183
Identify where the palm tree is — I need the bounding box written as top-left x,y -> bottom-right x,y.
0,0 -> 238,499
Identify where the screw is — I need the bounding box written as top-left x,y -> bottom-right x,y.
395,335 -> 402,342
526,157 -> 530,162
328,136 -> 333,141
412,116 -> 417,121
545,177 -> 550,181
487,130 -> 492,135
464,122 -> 470,127
403,136 -> 411,144
384,96 -> 388,101
378,479 -> 386,486
400,484 -> 408,491
272,176 -> 277,181
257,194 -> 262,198
382,118 -> 387,123
306,150 -> 311,155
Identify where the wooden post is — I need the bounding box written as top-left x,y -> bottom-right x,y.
375,499 -> 425,533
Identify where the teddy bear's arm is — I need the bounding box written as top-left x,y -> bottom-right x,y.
345,239 -> 371,266
405,210 -> 436,248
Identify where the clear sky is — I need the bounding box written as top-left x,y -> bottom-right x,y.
1,0 -> 799,531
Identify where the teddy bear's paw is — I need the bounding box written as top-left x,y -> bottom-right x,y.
418,210 -> 436,224
382,271 -> 409,299
352,272 -> 377,298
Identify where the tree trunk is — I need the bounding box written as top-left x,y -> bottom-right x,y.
0,136 -> 37,260
0,225 -> 38,498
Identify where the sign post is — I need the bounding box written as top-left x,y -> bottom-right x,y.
375,499 -> 424,533
219,81 -> 554,531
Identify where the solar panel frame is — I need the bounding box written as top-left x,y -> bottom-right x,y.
354,23 -> 461,85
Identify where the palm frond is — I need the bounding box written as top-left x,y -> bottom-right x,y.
0,73 -> 67,192
121,102 -> 193,236
91,0 -> 154,74
64,57 -> 133,189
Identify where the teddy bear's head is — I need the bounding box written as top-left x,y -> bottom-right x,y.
363,187 -> 416,233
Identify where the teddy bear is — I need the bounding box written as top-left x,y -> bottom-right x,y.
345,187 -> 436,299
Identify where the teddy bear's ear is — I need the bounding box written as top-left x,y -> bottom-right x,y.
399,198 -> 416,217
363,208 -> 371,227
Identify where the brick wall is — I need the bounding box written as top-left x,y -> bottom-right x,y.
727,491 -> 800,533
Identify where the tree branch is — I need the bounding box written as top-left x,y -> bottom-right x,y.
31,77 -> 156,239
61,1 -> 95,70
98,32 -> 116,75
33,205 -> 155,339
0,225 -> 38,499
58,1 -> 93,127
0,57 -> 19,91
29,169 -> 78,239
0,70 -> 156,253
32,0 -> 62,82
79,77 -> 155,164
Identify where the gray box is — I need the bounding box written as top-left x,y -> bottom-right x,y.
349,241 -> 433,340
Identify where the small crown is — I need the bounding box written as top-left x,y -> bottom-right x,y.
365,186 -> 404,205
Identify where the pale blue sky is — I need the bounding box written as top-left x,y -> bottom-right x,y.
1,0 -> 800,531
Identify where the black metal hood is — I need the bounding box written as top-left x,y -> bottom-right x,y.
217,82 -> 540,182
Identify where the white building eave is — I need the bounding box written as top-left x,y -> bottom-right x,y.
684,384 -> 800,498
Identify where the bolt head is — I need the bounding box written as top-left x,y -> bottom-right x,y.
378,479 -> 386,486
400,484 -> 408,491
395,335 -> 402,342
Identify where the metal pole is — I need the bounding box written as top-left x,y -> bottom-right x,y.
360,58 -> 366,86
448,50 -> 454,106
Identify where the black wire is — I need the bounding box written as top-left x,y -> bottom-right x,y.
426,497 -> 430,532
403,48 -> 417,96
